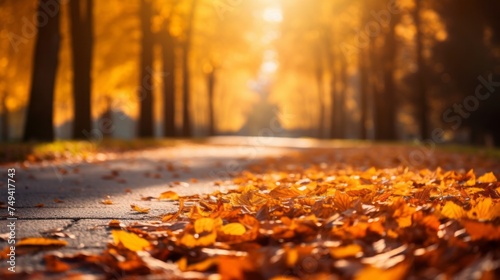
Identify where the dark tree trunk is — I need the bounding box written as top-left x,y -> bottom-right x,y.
1,93 -> 8,141
138,0 -> 154,137
335,55 -> 347,138
181,0 -> 197,137
359,48 -> 369,140
23,0 -> 61,142
207,68 -> 216,136
159,26 -> 176,137
315,56 -> 325,138
359,7 -> 370,140
414,0 -> 428,140
70,0 -> 93,139
374,15 -> 399,140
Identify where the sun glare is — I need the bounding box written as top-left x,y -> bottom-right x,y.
263,7 -> 283,23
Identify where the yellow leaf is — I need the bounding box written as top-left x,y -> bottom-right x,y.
330,244 -> 363,258
158,191 -> 179,201
477,172 -> 497,183
467,198 -> 500,221
180,232 -> 217,248
130,204 -> 150,214
112,230 -> 151,251
221,223 -> 246,236
440,201 -> 466,220
194,218 -> 218,234
17,238 -> 68,247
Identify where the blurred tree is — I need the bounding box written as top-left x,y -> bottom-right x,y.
206,63 -> 216,135
414,0 -> 429,140
433,0 -> 497,145
159,21 -> 176,137
69,0 -> 93,139
374,4 -> 399,140
24,0 -> 61,142
180,0 -> 198,137
138,0 -> 154,137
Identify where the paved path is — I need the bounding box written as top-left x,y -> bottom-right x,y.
0,137 -> 499,273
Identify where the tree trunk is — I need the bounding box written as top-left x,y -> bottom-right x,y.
414,0 -> 428,139
375,15 -> 399,140
70,0 -> 93,139
23,0 -> 61,142
207,67 -> 216,136
336,55 -> 347,138
181,0 -> 197,137
315,51 -> 325,138
138,0 -> 154,137
1,92 -> 8,141
159,25 -> 176,137
359,7 -> 370,140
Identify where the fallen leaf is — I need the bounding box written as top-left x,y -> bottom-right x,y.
477,172 -> 497,183
131,204 -> 150,214
158,191 -> 179,201
112,230 -> 151,251
17,237 -> 68,247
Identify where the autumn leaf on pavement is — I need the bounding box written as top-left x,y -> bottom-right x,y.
131,204 -> 150,214
17,237 -> 68,247
158,190 -> 179,201
112,230 -> 151,251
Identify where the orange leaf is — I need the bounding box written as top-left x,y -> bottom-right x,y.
194,218 -> 221,234
158,191 -> 179,201
131,204 -> 150,214
220,223 -> 246,236
112,230 -> 151,251
355,261 -> 409,280
467,198 -> 500,221
44,255 -> 71,272
17,238 -> 68,247
330,244 -> 363,258
101,198 -> 113,205
477,172 -> 497,183
462,220 -> 500,241
441,201 -> 466,220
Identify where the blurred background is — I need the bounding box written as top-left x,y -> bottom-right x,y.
1,0 -> 500,146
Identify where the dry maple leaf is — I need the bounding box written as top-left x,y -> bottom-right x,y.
17,237 -> 68,247
158,191 -> 179,201
44,254 -> 71,273
467,197 -> 500,221
440,201 -> 467,220
477,172 -> 497,183
131,204 -> 150,214
112,230 -> 151,251
53,198 -> 64,203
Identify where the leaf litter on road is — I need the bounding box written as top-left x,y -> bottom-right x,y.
2,147 -> 500,279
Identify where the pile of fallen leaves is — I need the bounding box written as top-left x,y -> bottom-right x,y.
4,162 -> 500,279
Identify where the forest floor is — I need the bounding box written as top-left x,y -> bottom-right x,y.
0,137 -> 499,279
